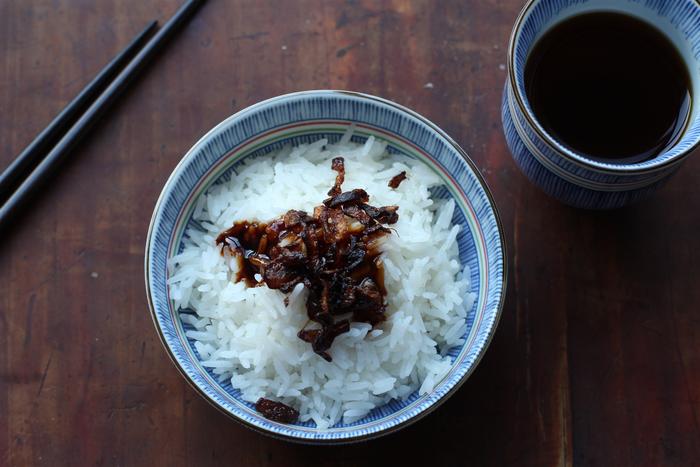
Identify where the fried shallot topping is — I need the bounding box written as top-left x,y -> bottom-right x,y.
388,171 -> 407,188
328,156 -> 345,197
216,157 -> 399,362
255,398 -> 299,423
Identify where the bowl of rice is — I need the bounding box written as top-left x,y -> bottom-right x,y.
145,90 -> 506,443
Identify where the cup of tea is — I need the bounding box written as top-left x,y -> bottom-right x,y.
502,0 -> 700,209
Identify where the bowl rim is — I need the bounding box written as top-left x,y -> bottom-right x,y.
144,89 -> 508,444
506,0 -> 700,175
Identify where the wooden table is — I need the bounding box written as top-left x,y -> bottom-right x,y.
2,1 -> 699,465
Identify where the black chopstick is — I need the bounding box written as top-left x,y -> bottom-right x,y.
0,0 -> 206,231
0,21 -> 157,206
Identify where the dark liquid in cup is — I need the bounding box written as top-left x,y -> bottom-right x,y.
524,12 -> 692,164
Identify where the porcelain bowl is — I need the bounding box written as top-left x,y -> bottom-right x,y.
145,90 -> 506,443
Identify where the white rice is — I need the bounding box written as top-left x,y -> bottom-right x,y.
168,132 -> 476,429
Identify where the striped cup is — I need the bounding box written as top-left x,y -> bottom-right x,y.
502,0 -> 700,209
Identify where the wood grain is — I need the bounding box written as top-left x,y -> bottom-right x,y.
1,1 -> 698,466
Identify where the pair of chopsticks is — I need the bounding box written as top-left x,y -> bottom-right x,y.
0,0 -> 205,231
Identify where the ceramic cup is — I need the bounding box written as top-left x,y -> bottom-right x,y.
502,0 -> 700,209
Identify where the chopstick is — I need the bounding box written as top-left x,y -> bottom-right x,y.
0,0 -> 206,231
0,21 -> 158,206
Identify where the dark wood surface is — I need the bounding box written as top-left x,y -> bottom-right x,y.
1,1 -> 699,465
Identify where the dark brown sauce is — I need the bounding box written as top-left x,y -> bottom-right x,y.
215,220 -> 271,287
216,157 -> 399,362
524,12 -> 692,163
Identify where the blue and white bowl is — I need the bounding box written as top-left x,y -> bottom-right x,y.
145,90 -> 506,443
503,0 -> 700,209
